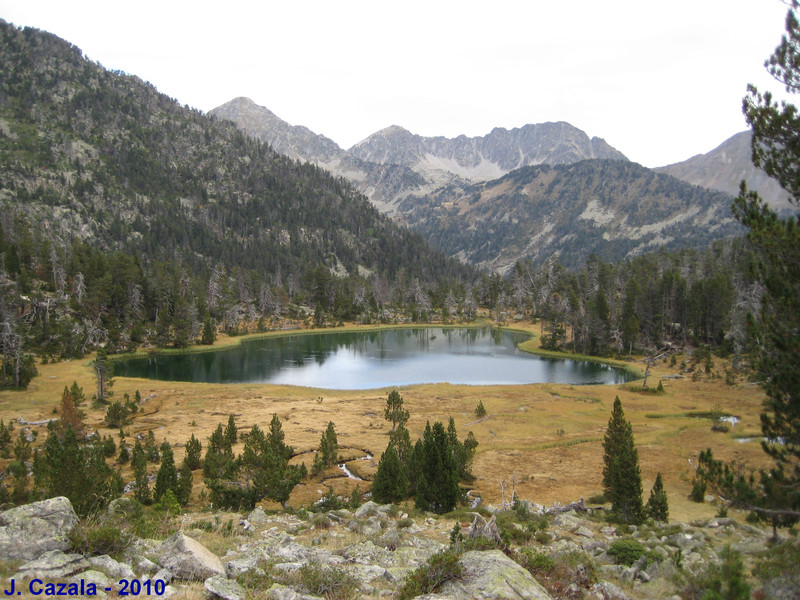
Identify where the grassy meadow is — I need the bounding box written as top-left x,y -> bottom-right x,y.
0,322 -> 772,522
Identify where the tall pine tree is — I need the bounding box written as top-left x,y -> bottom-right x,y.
602,397 -> 643,524
415,421 -> 461,514
371,445 -> 408,504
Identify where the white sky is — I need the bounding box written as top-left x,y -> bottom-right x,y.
0,0 -> 792,167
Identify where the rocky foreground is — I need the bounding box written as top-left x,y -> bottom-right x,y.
0,497 -> 797,600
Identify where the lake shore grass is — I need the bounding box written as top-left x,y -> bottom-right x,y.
0,318 -> 770,524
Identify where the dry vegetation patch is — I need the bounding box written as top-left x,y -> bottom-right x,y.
0,324 -> 771,523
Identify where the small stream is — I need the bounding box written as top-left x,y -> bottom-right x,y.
337,453 -> 373,481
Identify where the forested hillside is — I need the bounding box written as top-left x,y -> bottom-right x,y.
399,160 -> 743,271
0,21 -> 469,282
0,21 -> 475,385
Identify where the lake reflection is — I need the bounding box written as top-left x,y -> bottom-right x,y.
113,327 -> 635,389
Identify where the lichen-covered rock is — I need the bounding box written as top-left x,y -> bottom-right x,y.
204,575 -> 246,600
247,507 -> 268,525
68,570 -> 113,589
14,550 -> 90,580
341,540 -> 395,567
265,583 -> 324,600
135,556 -> 159,575
88,555 -> 136,579
438,550 -> 552,600
224,549 -> 268,577
158,532 -> 224,581
590,581 -> 632,600
354,501 -> 380,519
0,496 -> 80,560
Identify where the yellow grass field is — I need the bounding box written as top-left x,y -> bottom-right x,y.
0,322 -> 771,522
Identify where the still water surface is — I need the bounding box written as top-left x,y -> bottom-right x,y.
113,327 -> 635,389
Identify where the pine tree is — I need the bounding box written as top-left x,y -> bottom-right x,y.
238,423 -> 303,509
201,317 -> 216,345
312,421 -> 339,474
266,413 -> 293,461
38,426 -> 122,516
176,462 -> 193,506
602,397 -> 643,524
203,423 -> 235,479
93,348 -> 114,404
0,420 -> 11,458
184,434 -> 202,470
415,421 -> 461,514
389,423 -> 413,470
371,445 -> 408,503
144,430 -> 160,463
59,386 -> 82,433
384,389 -> 409,432
699,2 -> 800,529
223,415 -> 238,449
131,441 -> 152,505
475,400 -> 487,418
153,443 -> 178,503
646,472 -> 669,522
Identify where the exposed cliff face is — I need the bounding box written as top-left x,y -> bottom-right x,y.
655,131 -> 793,213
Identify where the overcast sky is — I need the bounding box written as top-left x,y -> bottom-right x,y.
0,0 -> 792,167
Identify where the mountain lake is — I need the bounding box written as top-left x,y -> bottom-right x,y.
112,327 -> 637,389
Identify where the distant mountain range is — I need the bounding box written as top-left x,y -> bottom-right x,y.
212,98 -> 786,270
398,160 -> 740,272
210,98 -> 627,214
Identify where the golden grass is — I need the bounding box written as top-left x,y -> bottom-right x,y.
0,321 -> 770,524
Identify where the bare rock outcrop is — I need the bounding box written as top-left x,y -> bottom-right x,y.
158,532 -> 225,581
0,496 -> 80,560
438,550 -> 553,600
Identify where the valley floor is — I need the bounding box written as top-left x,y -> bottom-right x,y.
0,321 -> 771,524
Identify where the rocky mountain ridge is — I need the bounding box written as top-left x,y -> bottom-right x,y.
655,131 -> 794,213
2,495 -> 794,600
211,98 -> 754,271
210,98 -> 628,215
399,160 -> 742,272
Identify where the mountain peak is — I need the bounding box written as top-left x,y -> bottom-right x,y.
655,131 -> 793,213
210,98 -> 342,163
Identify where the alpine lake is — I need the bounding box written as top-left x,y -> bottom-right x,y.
113,327 -> 637,389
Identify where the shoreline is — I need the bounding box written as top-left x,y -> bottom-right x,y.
107,320 -> 644,387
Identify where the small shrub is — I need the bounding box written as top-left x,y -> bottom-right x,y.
298,564 -> 358,600
152,489 -> 181,515
754,539 -> 800,582
397,517 -> 414,529
315,486 -> 343,511
475,401 -> 487,418
588,494 -> 607,505
236,567 -> 275,591
690,477 -> 707,503
682,545 -> 750,600
608,538 -> 647,566
515,548 -> 595,598
348,485 -> 362,510
68,520 -> 130,558
398,548 -> 463,600
515,547 -> 556,576
534,530 -> 552,545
